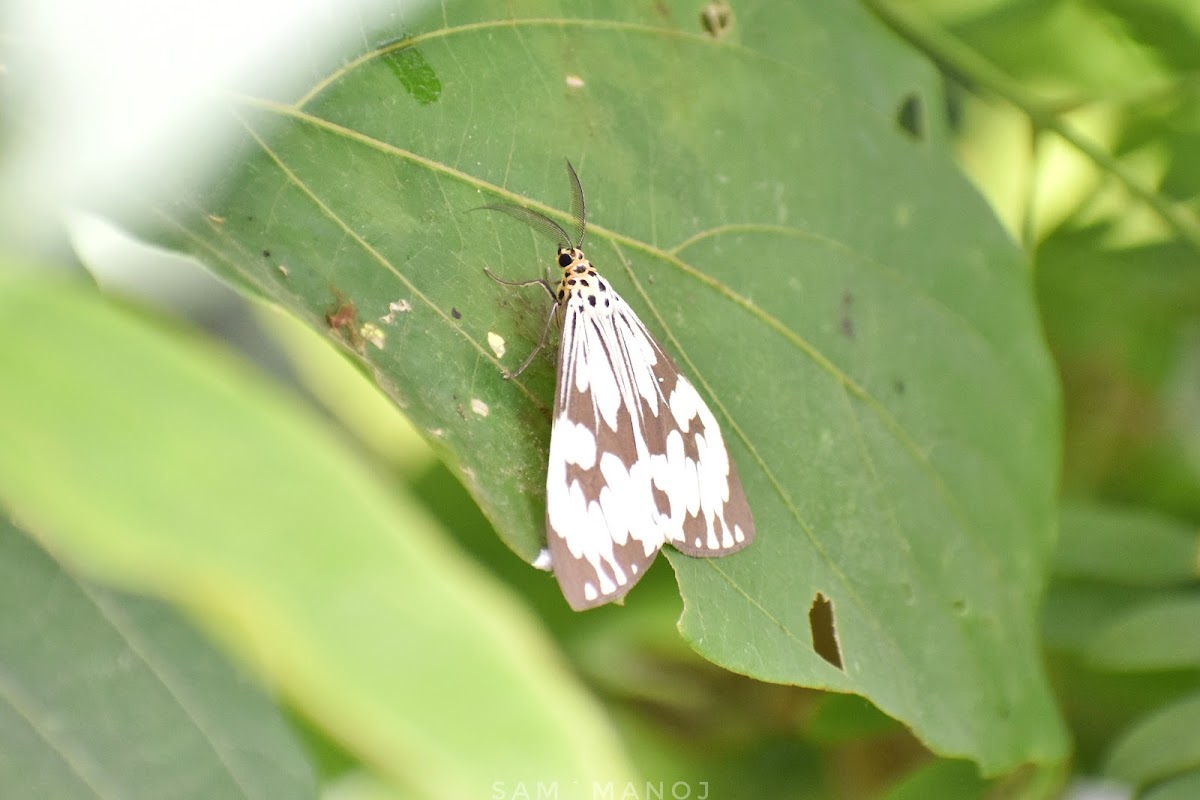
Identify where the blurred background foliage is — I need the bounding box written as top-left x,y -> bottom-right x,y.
878,1 -> 1200,798
1,0 -> 1198,798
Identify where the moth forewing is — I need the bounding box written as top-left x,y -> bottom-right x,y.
545,294 -> 665,609
616,300 -> 754,556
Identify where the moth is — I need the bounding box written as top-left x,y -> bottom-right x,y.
481,161 -> 754,610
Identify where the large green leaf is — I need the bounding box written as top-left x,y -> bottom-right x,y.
0,276 -> 634,799
124,0 -> 1064,773
0,514 -> 314,800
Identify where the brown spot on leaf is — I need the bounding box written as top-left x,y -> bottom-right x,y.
326,289 -> 364,353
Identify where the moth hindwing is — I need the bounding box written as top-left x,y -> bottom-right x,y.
481,161 -> 755,610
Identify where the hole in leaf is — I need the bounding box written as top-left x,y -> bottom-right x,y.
895,92 -> 924,140
809,592 -> 844,670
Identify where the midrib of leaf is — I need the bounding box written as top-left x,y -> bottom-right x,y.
223,93 -> 1019,612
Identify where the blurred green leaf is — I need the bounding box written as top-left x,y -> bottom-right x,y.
878,758 -> 986,800
116,0 -> 1066,774
1041,581 -> 1158,652
1090,0 -> 1200,76
0,275 -> 634,799
1045,648 -> 1200,771
1056,502 -> 1200,585
921,0 -> 1175,98
0,513 -> 314,800
871,2 -> 1200,794
1165,323 -> 1200,482
1087,595 -> 1200,671
805,694 -> 901,744
1105,692 -> 1200,786
1144,770 -> 1200,800
1037,227 -> 1200,516
319,770 -> 408,800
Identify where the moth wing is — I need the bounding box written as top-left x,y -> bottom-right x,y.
544,291 -> 754,610
640,333 -> 755,557
545,296 -> 664,610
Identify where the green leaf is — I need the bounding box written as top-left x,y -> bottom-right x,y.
923,0 -> 1173,98
1144,771 -> 1200,800
878,759 -> 986,800
805,694 -> 901,744
1105,692 -> 1200,786
0,276 -> 634,799
120,1 -> 1065,773
1087,595 -> 1200,671
1056,502 -> 1200,586
0,513 -> 314,800
1041,580 -> 1157,653
1037,227 -> 1200,516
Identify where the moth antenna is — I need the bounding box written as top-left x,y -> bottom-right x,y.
474,203 -> 573,250
564,159 -> 587,249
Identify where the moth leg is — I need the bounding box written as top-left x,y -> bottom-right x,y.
503,301 -> 558,379
484,267 -> 559,379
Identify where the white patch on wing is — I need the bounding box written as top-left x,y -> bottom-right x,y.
556,418 -> 597,469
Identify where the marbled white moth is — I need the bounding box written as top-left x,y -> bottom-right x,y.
481,161 -> 754,610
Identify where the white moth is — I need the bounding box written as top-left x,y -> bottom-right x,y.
481,161 -> 754,610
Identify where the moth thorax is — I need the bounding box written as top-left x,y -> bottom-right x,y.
554,247 -> 613,312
